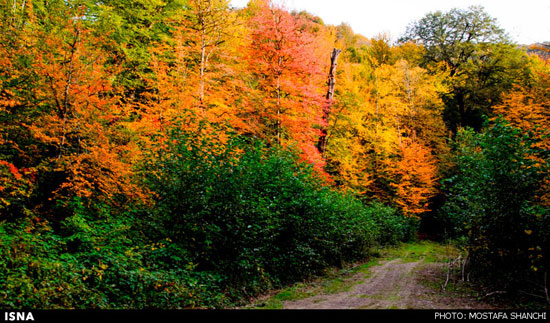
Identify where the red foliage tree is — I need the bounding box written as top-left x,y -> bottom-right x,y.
246,0 -> 326,173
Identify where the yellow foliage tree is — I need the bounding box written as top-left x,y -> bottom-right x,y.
494,55 -> 550,205
326,52 -> 448,211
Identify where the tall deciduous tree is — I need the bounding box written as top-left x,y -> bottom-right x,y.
495,56 -> 550,148
374,60 -> 448,154
401,6 -> 529,131
25,4 -> 140,203
138,0 -> 250,144
246,0 -> 325,171
184,0 -> 232,106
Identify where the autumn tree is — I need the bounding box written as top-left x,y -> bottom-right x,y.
0,0 -> 39,166
183,0 -> 233,105
135,0 -> 253,151
391,138 -> 439,216
495,55 -> 550,146
373,60 -> 448,153
366,33 -> 394,68
494,55 -> 550,205
23,3 -> 140,204
246,0 -> 326,171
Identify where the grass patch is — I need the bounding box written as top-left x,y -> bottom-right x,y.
381,241 -> 460,263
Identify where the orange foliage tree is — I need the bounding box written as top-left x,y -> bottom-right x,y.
24,6 -> 141,203
137,1 -> 251,145
246,0 -> 326,172
391,137 -> 439,216
495,56 -> 550,147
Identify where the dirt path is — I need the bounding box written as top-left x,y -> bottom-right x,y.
277,243 -> 496,309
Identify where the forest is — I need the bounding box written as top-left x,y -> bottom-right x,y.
0,0 -> 549,309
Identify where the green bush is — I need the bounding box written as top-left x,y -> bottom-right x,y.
141,128 -> 414,300
367,201 -> 419,245
0,199 -> 224,309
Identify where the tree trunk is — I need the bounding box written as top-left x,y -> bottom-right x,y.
318,48 -> 342,156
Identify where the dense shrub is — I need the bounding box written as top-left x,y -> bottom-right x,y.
0,200 -> 222,309
367,201 -> 418,245
141,128 -> 415,300
441,118 -> 550,293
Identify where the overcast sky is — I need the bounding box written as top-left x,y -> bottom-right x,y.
230,0 -> 549,45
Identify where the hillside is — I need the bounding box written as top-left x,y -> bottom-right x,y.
0,0 -> 549,310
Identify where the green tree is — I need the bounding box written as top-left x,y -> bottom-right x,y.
401,6 -> 529,131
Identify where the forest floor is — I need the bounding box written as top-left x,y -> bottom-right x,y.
245,241 -> 503,309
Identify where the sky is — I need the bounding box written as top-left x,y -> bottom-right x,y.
230,0 -> 550,45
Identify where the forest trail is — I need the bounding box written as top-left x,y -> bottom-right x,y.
250,242 -> 497,310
